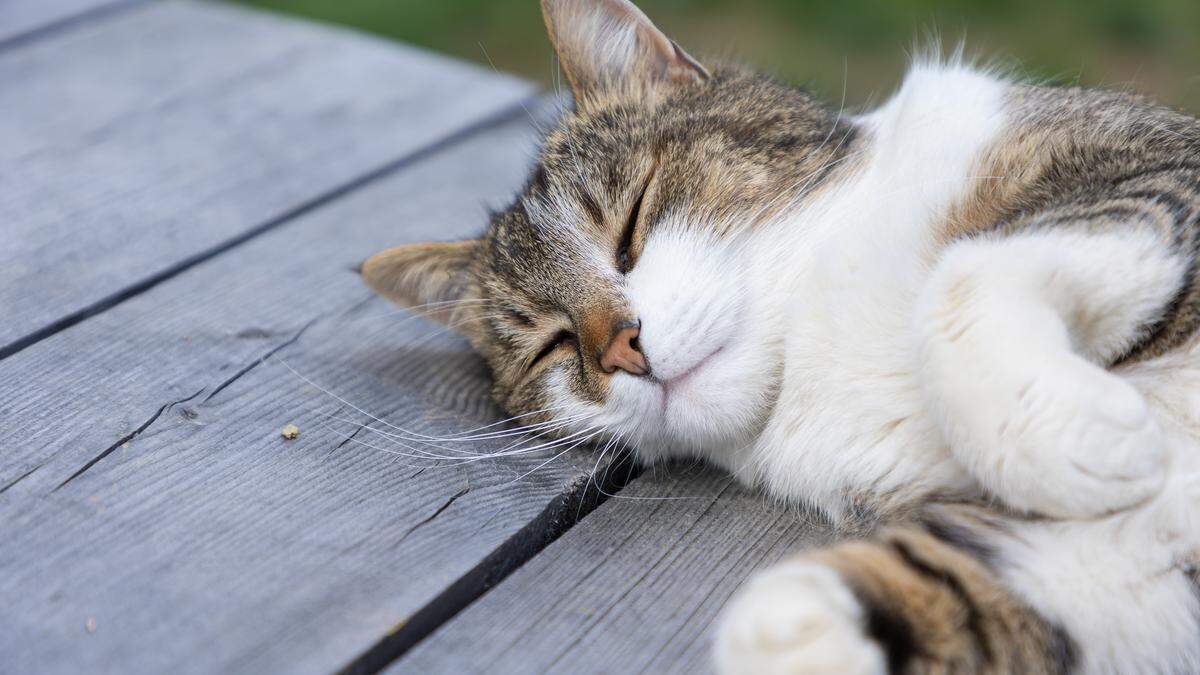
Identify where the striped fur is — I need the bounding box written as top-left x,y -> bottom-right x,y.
718,505 -> 1082,674
945,84 -> 1200,363
362,1 -> 1200,671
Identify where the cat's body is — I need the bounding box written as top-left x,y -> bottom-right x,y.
725,64 -> 1200,519
713,66 -> 1200,674
718,64 -> 1007,517
362,0 -> 1200,671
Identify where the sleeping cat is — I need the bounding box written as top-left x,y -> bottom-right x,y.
362,0 -> 1200,671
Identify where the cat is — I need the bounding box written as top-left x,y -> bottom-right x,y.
361,0 -> 1200,672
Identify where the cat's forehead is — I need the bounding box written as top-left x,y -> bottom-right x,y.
481,195 -> 613,309
479,70 -> 847,303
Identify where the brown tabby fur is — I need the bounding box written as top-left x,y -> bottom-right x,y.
361,1 -> 1200,671
946,85 -> 1200,363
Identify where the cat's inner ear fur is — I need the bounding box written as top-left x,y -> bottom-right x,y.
360,240 -> 483,331
541,0 -> 709,106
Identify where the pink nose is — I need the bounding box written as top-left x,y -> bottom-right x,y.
600,323 -> 648,376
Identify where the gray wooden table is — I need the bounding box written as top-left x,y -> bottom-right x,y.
0,2 -> 828,672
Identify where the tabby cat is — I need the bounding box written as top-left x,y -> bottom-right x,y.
362,0 -> 1200,671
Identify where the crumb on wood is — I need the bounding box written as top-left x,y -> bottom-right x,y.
85,617 -> 97,634
281,424 -> 300,440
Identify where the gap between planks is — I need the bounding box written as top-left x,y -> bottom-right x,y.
0,0 -> 153,55
0,5 -> 618,665
0,95 -> 539,364
338,452 -> 643,675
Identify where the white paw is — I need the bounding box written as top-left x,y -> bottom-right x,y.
983,359 -> 1167,518
714,562 -> 886,675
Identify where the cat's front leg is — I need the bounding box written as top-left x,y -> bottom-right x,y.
915,230 -> 1180,518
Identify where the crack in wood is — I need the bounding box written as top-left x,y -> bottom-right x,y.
392,486 -> 471,549
53,387 -> 206,491
337,453 -> 642,675
331,423 -> 368,455
0,463 -> 43,495
202,315 -> 323,405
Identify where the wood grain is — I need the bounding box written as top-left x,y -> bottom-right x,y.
395,468 -> 837,674
0,0 -> 137,47
0,98 -> 620,674
0,0 -> 533,354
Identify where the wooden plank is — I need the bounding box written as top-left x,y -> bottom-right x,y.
0,105 -> 621,674
395,468 -> 837,674
0,0 -> 533,354
0,0 -> 135,46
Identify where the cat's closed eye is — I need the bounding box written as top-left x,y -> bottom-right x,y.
530,329 -> 576,369
616,177 -> 650,274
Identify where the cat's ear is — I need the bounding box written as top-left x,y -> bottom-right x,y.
541,0 -> 708,105
360,240 -> 483,331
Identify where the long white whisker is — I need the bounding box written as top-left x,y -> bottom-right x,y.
317,409 -> 596,449
505,426 -> 604,485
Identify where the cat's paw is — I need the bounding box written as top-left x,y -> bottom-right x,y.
714,562 -> 886,675
985,361 -> 1167,518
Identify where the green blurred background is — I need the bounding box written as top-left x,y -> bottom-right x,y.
230,0 -> 1200,111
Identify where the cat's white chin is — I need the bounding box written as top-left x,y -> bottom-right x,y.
599,339 -> 772,462
654,344 -> 724,411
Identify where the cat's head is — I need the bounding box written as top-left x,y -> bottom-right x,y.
363,0 -> 854,463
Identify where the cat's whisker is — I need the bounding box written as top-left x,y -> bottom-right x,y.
504,425 -> 605,485
318,409 -> 596,448
437,403 -> 585,437
591,432 -> 691,502
320,411 -> 600,466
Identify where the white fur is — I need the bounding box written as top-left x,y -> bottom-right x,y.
715,562 -> 886,675
917,229 -> 1183,518
738,63 -> 1011,516
544,62 -> 1200,673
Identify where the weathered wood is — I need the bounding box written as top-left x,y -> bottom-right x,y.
0,0 -> 135,46
395,468 -> 837,674
0,0 -> 533,354
0,100 -> 625,674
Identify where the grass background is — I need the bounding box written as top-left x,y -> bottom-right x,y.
230,0 -> 1200,111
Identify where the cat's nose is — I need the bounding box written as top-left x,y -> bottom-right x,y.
600,321 -> 649,376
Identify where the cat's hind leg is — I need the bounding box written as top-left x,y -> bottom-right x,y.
714,502 -> 1200,675
916,228 -> 1186,518
715,508 -> 1079,675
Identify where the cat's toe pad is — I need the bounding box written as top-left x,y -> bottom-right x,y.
715,562 -> 885,675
